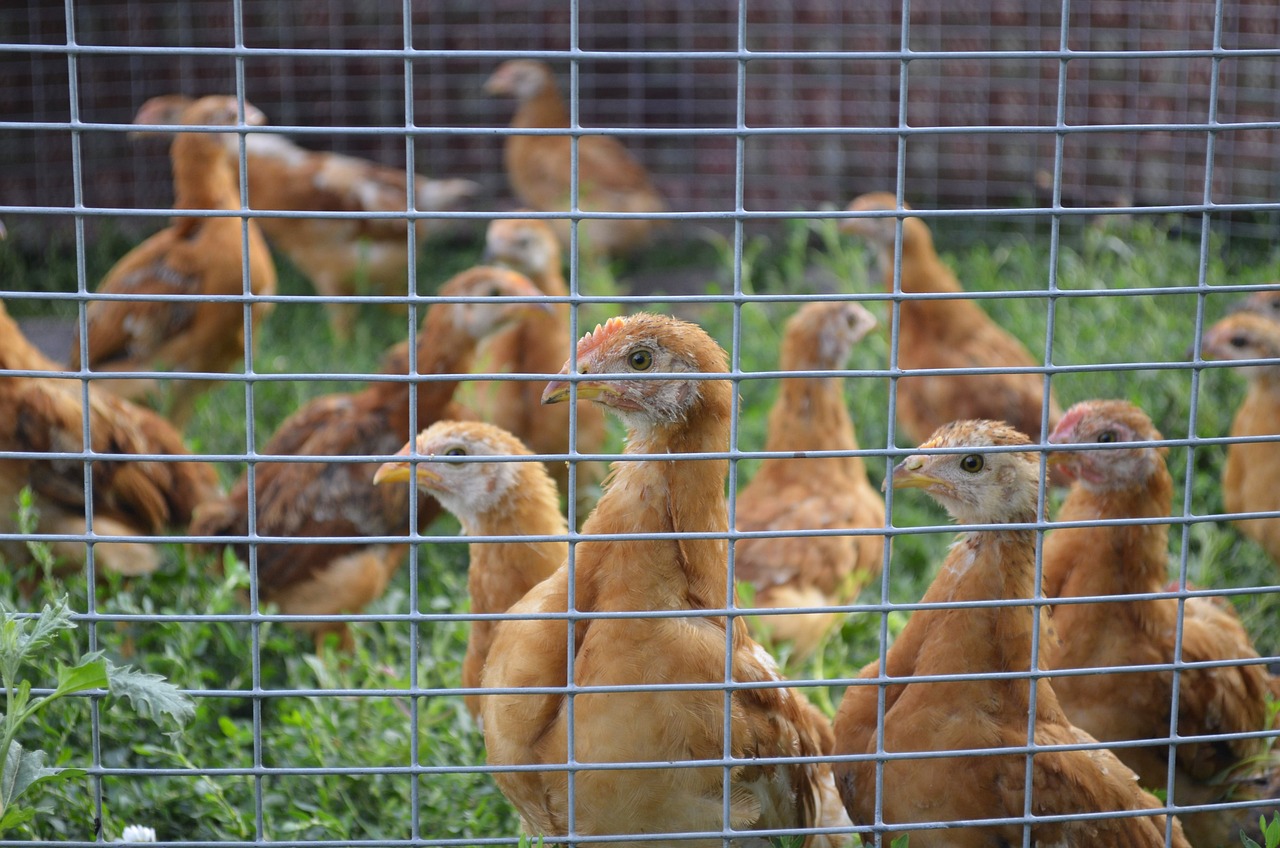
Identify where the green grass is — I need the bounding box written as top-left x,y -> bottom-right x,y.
1,215 -> 1278,843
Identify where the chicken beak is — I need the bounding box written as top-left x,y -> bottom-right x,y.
888,457 -> 940,491
372,460 -> 442,490
542,377 -> 614,405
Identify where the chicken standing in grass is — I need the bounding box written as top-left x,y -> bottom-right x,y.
189,267 -> 547,650
70,95 -> 277,427
476,216 -> 606,500
131,94 -> 479,341
832,419 -> 1190,848
1,301 -> 221,577
481,313 -> 852,846
373,420 -> 565,721
484,60 -> 668,258
839,192 -> 1061,446
1043,399 -> 1278,848
1200,312 -> 1280,570
734,301 -> 886,659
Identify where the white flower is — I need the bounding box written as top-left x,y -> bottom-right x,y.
120,825 -> 157,843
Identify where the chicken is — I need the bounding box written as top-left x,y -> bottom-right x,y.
373,420 -> 565,721
1232,288 -> 1280,322
1042,399 -> 1278,847
831,419 -> 1190,848
839,192 -> 1062,446
70,95 -> 278,427
484,61 -> 668,258
189,267 -> 547,650
1200,312 -> 1280,569
477,216 -> 606,501
132,94 -> 480,341
733,301 -> 886,659
0,300 -> 221,577
481,314 -> 851,846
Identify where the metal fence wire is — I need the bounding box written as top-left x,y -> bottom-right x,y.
1,0 -> 1279,846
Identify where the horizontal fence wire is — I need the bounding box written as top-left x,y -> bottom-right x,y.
1,0 -> 1279,847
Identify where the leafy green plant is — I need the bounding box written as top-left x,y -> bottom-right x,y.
0,597 -> 193,836
1242,813 -> 1280,848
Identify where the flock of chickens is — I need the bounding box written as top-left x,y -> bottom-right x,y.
2,58 -> 1280,847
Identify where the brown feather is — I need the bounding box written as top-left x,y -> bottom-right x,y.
735,302 -> 886,658
0,301 -> 221,577
484,61 -> 667,258
840,192 -> 1062,446
832,420 -> 1189,848
482,313 -> 851,846
1044,399 -> 1278,847
71,96 -> 277,428
189,267 -> 546,649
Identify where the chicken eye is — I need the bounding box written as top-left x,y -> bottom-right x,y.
444,447 -> 467,457
959,454 -> 984,473
1229,335 -> 1249,348
628,348 -> 654,371
1096,430 -> 1117,443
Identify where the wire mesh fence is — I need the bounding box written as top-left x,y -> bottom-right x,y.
1,0 -> 1279,846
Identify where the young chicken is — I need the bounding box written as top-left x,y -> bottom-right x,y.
481,314 -> 852,846
70,95 -> 278,427
832,420 -> 1190,848
1043,399 -> 1278,847
484,60 -> 668,258
132,94 -> 480,341
189,267 -> 547,650
1232,288 -> 1280,322
373,420 -> 565,721
1201,312 -> 1280,569
734,301 -> 886,659
0,301 -> 221,577
476,216 -> 606,500
839,192 -> 1062,446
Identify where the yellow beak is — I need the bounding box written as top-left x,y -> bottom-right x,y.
541,379 -> 614,406
372,460 -> 442,489
888,458 -> 942,491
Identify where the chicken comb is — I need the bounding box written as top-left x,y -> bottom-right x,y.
576,315 -> 630,360
1050,403 -> 1090,443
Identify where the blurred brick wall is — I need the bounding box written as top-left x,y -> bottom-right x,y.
1,0 -> 1277,246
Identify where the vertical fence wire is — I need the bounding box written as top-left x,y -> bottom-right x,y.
1,1 -> 1279,846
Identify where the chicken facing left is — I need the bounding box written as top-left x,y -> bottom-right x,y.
373,420 -> 566,722
189,266 -> 549,651
69,95 -> 278,429
480,312 -> 852,847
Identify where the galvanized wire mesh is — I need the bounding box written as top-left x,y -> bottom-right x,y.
2,0 -> 1280,845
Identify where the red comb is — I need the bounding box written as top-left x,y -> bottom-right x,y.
1050,404 -> 1089,443
576,316 -> 629,359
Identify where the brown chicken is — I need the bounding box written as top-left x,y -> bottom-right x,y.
1201,312 -> 1280,570
734,301 -> 886,659
0,301 -> 220,577
1043,399 -> 1278,847
132,94 -> 479,340
70,95 -> 278,427
189,267 -> 547,649
1232,288 -> 1280,322
477,216 -> 607,501
481,314 -> 851,846
484,60 -> 668,258
373,420 -> 565,721
832,419 -> 1190,848
839,192 -> 1062,446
